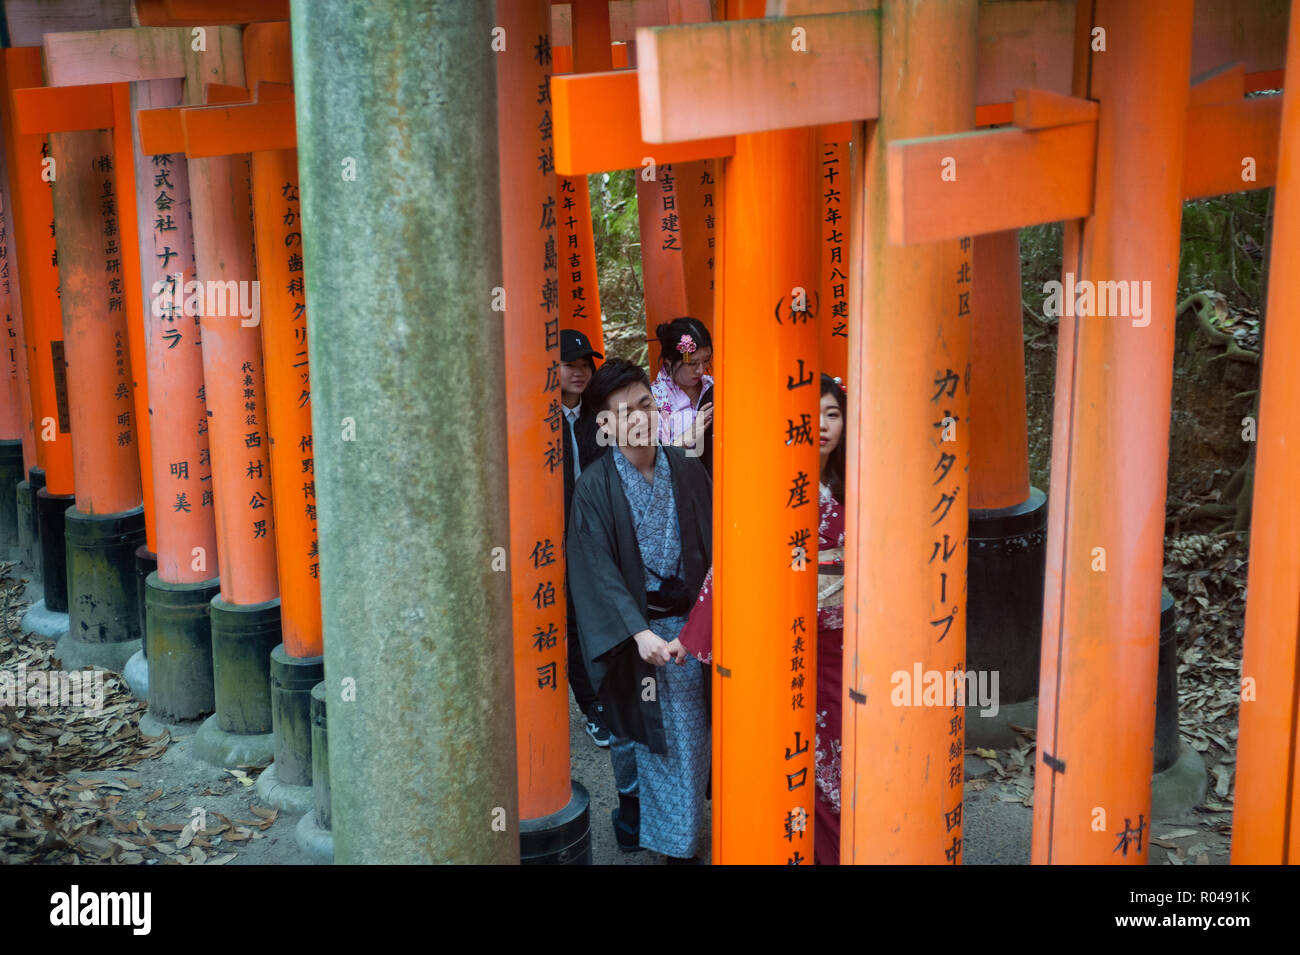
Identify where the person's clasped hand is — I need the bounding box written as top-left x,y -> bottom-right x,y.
634,629 -> 677,666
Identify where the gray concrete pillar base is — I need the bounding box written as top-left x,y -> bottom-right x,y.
964,699 -> 1038,750
146,573 -> 221,724
123,649 -> 149,700
253,761 -> 315,815
1150,740 -> 1208,820
56,633 -> 140,674
15,479 -> 34,572
192,714 -> 275,770
270,645 -> 323,788
22,599 -> 69,644
294,807 -> 333,863
521,780 -> 592,865
139,711 -> 199,739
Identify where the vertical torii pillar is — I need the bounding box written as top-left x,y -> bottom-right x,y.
1031,0 -> 1193,864
174,19 -> 325,810
1233,0 -> 1300,865
0,127 -> 28,558
39,26 -> 228,726
16,84 -> 149,672
815,125 -> 850,381
74,24 -> 280,760
842,0 -> 977,864
0,46 -> 75,622
291,0 -> 519,863
496,0 -> 590,865
965,230 -> 1046,747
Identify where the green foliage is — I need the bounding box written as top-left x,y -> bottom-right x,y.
1178,191 -> 1271,316
588,170 -> 646,361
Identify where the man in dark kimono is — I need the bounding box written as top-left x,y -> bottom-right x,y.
567,359 -> 712,862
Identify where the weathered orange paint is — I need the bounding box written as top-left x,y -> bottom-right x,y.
0,48 -> 73,495
969,230 -> 1029,512
498,0 -> 570,819
131,76 -> 218,584
47,124 -> 144,514
1232,0 -> 1300,866
1032,0 -> 1193,865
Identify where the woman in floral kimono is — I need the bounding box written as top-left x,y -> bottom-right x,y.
650,317 -> 714,453
671,374 -> 847,864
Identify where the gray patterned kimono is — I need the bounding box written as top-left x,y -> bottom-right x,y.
610,446 -> 710,859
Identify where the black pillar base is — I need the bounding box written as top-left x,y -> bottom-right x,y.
521,781 -> 592,865
135,546 -> 157,657
1154,589 -> 1179,774
28,467 -> 45,581
270,644 -> 325,787
35,486 -> 73,612
966,487 -> 1048,747
145,572 -> 221,723
0,439 -> 22,556
192,596 -> 281,769
64,505 -> 147,645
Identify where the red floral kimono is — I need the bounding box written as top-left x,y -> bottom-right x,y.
676,483 -> 846,865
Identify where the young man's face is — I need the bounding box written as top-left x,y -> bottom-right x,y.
560,359 -> 593,401
599,381 -> 658,448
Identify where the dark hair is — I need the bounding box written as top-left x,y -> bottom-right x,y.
820,373 -> 847,504
586,358 -> 652,414
655,317 -> 712,373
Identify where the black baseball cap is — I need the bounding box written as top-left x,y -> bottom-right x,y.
561,328 -> 603,363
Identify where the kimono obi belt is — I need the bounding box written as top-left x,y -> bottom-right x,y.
818,546 -> 844,610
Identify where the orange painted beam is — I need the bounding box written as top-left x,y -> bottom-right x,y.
498,0 -> 571,820
137,106 -> 186,156
553,70 -> 734,174
1181,96 -> 1281,199
1012,88 -> 1097,130
1031,0 -> 1194,866
133,0 -> 290,26
1189,63 -> 1246,107
182,100 -> 296,158
886,122 -> 1096,245
842,0 -> 976,866
1232,0 -> 1300,866
636,12 -> 882,143
12,84 -> 114,134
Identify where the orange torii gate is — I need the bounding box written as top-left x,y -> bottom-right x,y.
132,20 -> 326,806
884,1 -> 1284,864
43,23 -> 285,764
11,79 -> 153,673
0,45 -> 75,615
635,0 -> 1286,864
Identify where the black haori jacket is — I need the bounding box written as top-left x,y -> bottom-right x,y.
566,446 -> 712,754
